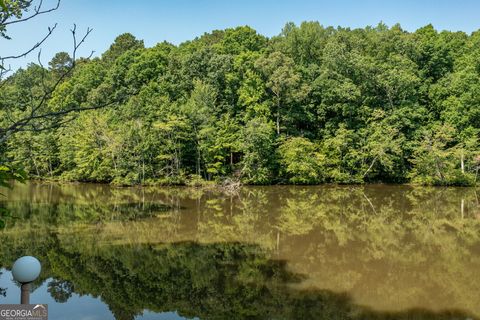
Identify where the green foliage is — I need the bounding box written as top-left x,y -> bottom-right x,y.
214,26 -> 267,55
0,165 -> 25,188
239,118 -> 276,184
359,110 -> 406,181
0,0 -> 30,39
320,126 -> 362,183
57,112 -> 116,182
2,22 -> 479,186
409,124 -> 477,186
101,33 -> 145,64
255,51 -> 300,134
278,137 -> 324,184
0,0 -> 8,13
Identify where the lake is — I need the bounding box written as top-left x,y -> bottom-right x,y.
0,182 -> 479,320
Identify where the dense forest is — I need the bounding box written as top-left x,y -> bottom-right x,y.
1,22 -> 479,185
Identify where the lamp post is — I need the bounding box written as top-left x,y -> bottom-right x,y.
11,256 -> 41,304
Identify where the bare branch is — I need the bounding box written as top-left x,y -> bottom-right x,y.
71,25 -> 93,63
87,50 -> 95,59
0,0 -> 60,80
2,0 -> 60,26
0,99 -> 122,144
0,24 -> 57,61
0,24 -> 98,145
0,63 -> 11,81
36,49 -> 51,94
37,49 -> 43,68
17,116 -> 75,133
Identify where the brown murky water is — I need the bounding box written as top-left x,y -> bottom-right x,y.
1,182 -> 479,319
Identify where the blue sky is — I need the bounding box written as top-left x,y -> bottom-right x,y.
3,0 -> 480,70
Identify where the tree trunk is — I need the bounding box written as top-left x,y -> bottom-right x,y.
434,157 -> 444,181
363,156 -> 377,179
196,150 -> 201,176
276,230 -> 280,252
48,158 -> 53,177
112,153 -> 117,173
461,152 -> 465,174
276,99 -> 281,135
32,157 -> 40,177
194,129 -> 201,176
461,198 -> 464,219
276,113 -> 280,135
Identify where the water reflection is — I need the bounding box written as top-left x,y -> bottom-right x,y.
0,182 -> 479,319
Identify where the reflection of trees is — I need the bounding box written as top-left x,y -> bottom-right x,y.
0,232 -> 476,320
1,183 -> 176,228
0,271 -> 6,297
269,186 -> 480,314
47,280 -> 74,303
0,183 -> 479,318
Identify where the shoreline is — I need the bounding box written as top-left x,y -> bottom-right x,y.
20,177 -> 479,189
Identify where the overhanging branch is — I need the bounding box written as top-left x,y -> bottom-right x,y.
2,0 -> 61,26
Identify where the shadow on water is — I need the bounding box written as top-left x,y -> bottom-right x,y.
0,236 -> 477,320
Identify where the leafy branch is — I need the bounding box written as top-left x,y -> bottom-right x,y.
0,24 -> 94,144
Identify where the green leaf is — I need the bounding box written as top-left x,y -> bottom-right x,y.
0,206 -> 10,217
0,0 -> 7,13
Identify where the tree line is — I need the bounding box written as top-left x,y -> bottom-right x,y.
1,22 -> 479,185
